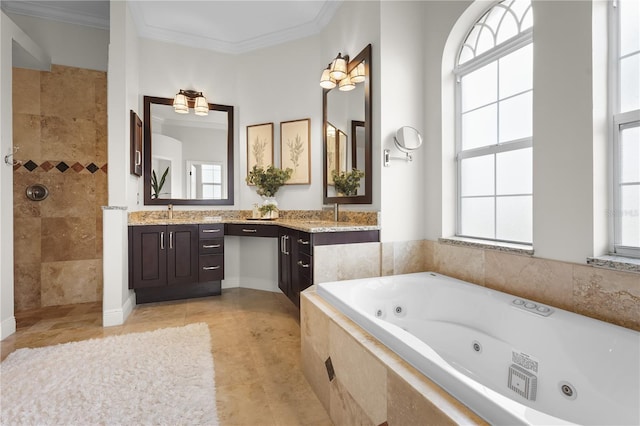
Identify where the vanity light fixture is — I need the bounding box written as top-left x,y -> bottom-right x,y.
320,52 -> 364,92
173,89 -> 208,116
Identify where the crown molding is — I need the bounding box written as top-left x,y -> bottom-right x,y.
1,1 -> 109,30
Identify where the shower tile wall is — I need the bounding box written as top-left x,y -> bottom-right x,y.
12,65 -> 107,311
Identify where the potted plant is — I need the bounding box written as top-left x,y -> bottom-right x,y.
151,167 -> 169,199
246,165 -> 293,218
332,168 -> 365,196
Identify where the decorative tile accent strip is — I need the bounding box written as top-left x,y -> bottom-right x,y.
325,357 -> 335,382
23,160 -> 38,171
13,160 -> 108,174
40,161 -> 54,171
86,163 -> 99,173
55,161 -> 69,172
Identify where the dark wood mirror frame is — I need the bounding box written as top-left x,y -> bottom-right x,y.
323,44 -> 372,205
143,95 -> 234,205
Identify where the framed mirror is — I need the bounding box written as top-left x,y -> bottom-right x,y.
323,44 -> 372,204
143,96 -> 234,205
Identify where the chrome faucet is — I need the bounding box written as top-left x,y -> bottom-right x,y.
168,204 -> 173,220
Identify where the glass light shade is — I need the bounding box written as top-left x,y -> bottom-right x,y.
173,93 -> 189,114
338,75 -> 355,91
320,69 -> 337,89
350,63 -> 365,83
329,54 -> 347,80
194,95 -> 209,116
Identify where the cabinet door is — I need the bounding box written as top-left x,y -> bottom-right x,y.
167,224 -> 199,285
130,225 -> 167,289
278,228 -> 294,297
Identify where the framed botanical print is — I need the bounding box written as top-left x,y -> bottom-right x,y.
280,118 -> 311,184
246,122 -> 274,179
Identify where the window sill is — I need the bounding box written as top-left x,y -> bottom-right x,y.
439,237 -> 534,256
586,255 -> 640,274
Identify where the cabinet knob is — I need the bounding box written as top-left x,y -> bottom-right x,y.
297,260 -> 310,268
297,239 -> 310,245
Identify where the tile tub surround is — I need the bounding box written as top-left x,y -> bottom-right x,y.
301,289 -> 487,426
12,65 -> 107,311
313,239 -> 640,332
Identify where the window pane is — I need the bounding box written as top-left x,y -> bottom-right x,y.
620,185 -> 640,247
462,104 -> 497,149
496,11 -> 519,45
620,0 -> 640,56
499,44 -> 532,99
496,147 -> 532,195
476,26 -> 496,57
499,91 -> 532,143
213,166 -> 222,183
461,155 -> 495,196
202,185 -> 214,199
461,61 -> 497,112
461,197 -> 495,239
213,185 -> 222,199
496,195 -> 532,242
620,53 -> 640,113
621,125 -> 640,183
202,167 -> 214,182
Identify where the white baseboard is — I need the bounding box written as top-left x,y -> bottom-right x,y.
102,292 -> 135,327
0,315 -> 16,340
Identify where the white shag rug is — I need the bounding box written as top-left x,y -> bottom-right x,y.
1,323 -> 218,426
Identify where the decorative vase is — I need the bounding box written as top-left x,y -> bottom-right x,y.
261,197 -> 279,219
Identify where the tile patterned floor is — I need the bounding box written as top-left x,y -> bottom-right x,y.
1,288 -> 333,426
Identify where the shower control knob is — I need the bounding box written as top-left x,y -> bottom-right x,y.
524,302 -> 536,309
513,299 -> 525,305
537,306 -> 550,313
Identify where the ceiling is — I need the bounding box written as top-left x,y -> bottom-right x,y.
1,0 -> 342,54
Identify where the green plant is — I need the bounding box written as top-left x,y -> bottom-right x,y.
151,167 -> 169,199
246,165 -> 293,197
258,203 -> 278,216
332,168 -> 365,196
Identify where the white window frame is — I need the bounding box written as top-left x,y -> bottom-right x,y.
454,23 -> 533,245
609,0 -> 640,258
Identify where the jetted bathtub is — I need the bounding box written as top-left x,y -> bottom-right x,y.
317,272 -> 640,425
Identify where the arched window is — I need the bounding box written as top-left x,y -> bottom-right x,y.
454,0 -> 533,244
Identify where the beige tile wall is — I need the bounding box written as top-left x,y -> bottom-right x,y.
12,65 -> 107,311
314,239 -> 640,332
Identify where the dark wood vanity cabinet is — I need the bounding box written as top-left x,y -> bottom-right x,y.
129,221 -> 378,306
129,223 -> 223,303
278,229 -> 379,307
278,228 -> 299,306
129,224 -> 198,289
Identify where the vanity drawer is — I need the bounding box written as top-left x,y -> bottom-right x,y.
200,238 -> 224,255
296,232 -> 312,255
225,223 -> 279,238
199,224 -> 224,239
296,252 -> 313,280
199,254 -> 224,282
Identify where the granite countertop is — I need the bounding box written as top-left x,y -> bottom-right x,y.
128,216 -> 379,233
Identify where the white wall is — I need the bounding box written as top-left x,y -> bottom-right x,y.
102,0 -> 139,326
0,12 -> 50,339
3,13 -> 108,71
379,1 -> 428,242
